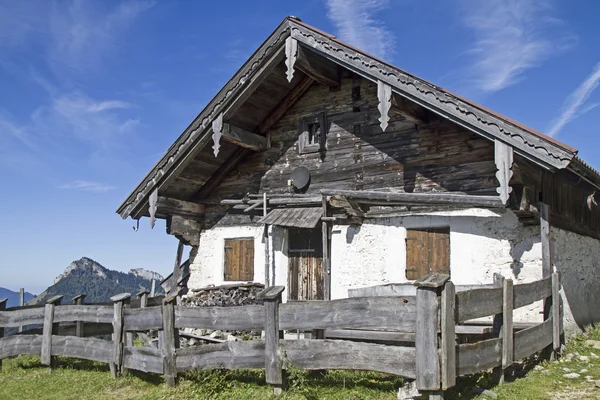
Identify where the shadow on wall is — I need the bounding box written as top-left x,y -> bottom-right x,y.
509,236 -> 537,278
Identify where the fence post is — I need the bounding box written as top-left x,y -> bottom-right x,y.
415,274 -> 449,399
0,298 -> 7,372
138,290 -> 150,308
259,286 -> 285,395
18,288 -> 24,333
151,279 -> 156,298
162,295 -> 178,386
41,295 -> 63,368
72,293 -> 87,338
552,272 -> 561,354
501,279 -> 514,382
440,281 -> 456,391
110,293 -> 130,378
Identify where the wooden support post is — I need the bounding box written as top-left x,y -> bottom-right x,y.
162,295 -> 178,387
150,279 -> 156,298
552,272 -> 561,353
322,195 -> 331,301
540,202 -> 553,359
440,281 -> 456,390
110,293 -> 130,378
73,293 -> 87,337
501,279 -> 514,382
18,288 -> 24,333
259,286 -> 285,395
415,274 -> 448,397
41,295 -> 62,368
0,298 -> 7,372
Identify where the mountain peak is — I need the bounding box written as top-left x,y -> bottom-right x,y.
54,257 -> 108,284
129,268 -> 163,282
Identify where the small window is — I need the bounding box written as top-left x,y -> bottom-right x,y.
299,112 -> 327,154
405,227 -> 450,280
224,238 -> 254,281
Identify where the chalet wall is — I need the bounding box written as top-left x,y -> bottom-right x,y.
188,208 -> 600,333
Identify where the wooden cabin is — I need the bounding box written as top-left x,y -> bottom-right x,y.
117,17 -> 600,332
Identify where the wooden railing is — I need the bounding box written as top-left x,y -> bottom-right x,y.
0,274 -> 562,398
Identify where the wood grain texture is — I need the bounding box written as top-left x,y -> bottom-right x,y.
279,296 -> 416,331
111,299 -> 125,377
324,329 -> 416,343
0,307 -> 46,328
174,304 -> 264,330
123,307 -> 163,331
40,303 -> 55,365
264,294 -> 282,387
415,287 -> 440,391
0,334 -> 43,359
281,339 -> 416,378
502,280 -> 514,369
456,337 -> 502,376
513,277 -> 552,309
176,341 -> 265,371
53,305 -> 114,324
552,273 -> 561,351
51,336 -> 112,363
513,318 -> 553,361
162,302 -> 177,386
456,288 -> 503,323
123,346 -> 164,374
441,282 -> 456,390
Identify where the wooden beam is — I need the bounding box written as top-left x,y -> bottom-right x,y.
258,75 -> 315,134
222,123 -> 268,151
192,147 -> 249,201
392,94 -> 428,125
157,197 -> 204,221
296,45 -> 340,87
166,215 -> 202,246
329,195 -> 365,218
321,189 -> 505,208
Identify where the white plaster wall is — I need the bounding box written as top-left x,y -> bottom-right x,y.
188,209 -> 600,333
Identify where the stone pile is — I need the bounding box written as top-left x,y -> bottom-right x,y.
179,282 -> 265,347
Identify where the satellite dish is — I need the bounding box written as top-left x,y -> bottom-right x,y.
291,167 -> 310,190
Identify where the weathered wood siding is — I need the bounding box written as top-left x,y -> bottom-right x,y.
203,72 -> 496,226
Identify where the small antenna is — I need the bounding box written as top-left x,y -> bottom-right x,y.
133,219 -> 140,232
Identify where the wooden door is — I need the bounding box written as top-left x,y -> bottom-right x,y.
405,228 -> 450,280
224,238 -> 254,281
288,228 -> 323,300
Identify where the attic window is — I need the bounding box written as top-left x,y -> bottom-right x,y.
299,112 -> 327,154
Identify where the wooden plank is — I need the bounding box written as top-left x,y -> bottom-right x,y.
40,303 -> 55,366
324,329 -> 416,343
502,280 -> 514,369
123,346 -> 164,374
263,287 -> 283,392
456,287 -> 503,323
50,336 -> 112,363
53,305 -> 114,324
162,301 -> 177,386
441,282 -> 456,390
415,286 -> 440,391
280,339 -> 416,378
513,277 -> 552,309
456,337 -> 502,376
319,190 -> 505,208
552,273 -> 561,351
174,304 -> 264,330
179,331 -> 225,344
123,306 -> 163,331
0,334 -> 43,359
0,307 -> 46,328
322,195 -> 331,301
156,196 -> 204,220
221,123 -> 268,151
414,273 -> 450,289
513,319 -> 553,361
176,341 -> 265,372
279,296 -> 416,332
111,298 -> 126,378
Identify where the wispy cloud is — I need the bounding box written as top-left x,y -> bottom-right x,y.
461,0 -> 575,93
547,63 -> 600,138
58,180 -> 117,193
325,0 -> 395,60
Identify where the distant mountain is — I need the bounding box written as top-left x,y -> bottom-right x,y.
0,288 -> 35,308
28,257 -> 164,305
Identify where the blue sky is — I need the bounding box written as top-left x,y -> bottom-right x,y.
1,0 -> 599,294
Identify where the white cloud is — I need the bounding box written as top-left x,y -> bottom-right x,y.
58,180 -> 117,193
325,0 -> 395,60
547,62 -> 600,138
461,0 -> 575,93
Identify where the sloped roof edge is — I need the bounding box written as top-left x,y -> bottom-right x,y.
117,16 -> 597,220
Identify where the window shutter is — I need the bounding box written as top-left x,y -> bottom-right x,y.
406,228 -> 450,280
224,238 -> 254,281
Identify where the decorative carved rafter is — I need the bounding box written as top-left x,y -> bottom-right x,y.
495,139 -> 514,204
149,188 -> 158,228
285,37 -> 298,83
377,80 -> 392,132
211,113 -> 224,157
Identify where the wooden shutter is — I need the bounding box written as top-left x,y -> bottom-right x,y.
406,228 -> 450,280
224,238 -> 254,281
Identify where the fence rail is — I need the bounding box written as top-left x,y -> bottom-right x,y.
0,273 -> 563,398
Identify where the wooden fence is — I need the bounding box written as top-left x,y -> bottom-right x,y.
0,274 -> 562,398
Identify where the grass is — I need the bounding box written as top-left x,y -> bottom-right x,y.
3,326 -> 600,399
